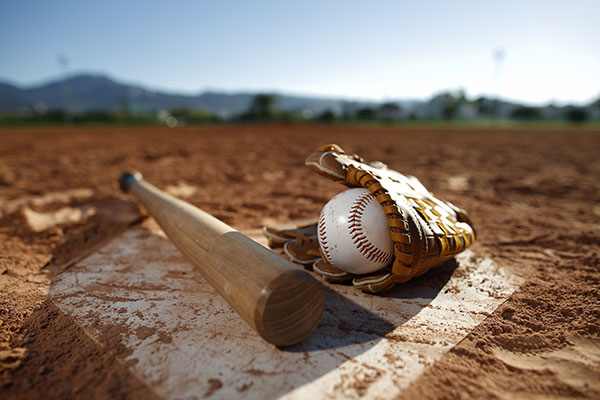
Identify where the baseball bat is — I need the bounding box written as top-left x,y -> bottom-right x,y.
118,172 -> 324,346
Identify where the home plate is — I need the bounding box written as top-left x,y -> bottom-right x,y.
49,222 -> 520,399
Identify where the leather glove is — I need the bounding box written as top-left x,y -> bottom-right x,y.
264,144 -> 476,294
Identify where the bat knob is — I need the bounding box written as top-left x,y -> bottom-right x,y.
119,171 -> 143,192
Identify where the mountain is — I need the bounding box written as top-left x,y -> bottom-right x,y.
0,74 -> 381,117
2,73 -> 597,121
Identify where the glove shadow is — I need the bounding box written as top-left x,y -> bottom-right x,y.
379,258 -> 459,300
284,258 -> 458,353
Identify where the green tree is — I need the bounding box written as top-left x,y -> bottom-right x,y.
240,94 -> 277,121
356,107 -> 377,121
316,110 -> 336,123
170,107 -> 213,123
379,102 -> 402,121
276,110 -> 302,122
565,106 -> 588,123
432,90 -> 467,120
510,106 -> 542,121
474,97 -> 494,119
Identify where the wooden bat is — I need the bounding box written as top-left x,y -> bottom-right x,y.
118,172 -> 323,346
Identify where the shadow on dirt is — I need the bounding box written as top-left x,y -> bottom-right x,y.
286,259 -> 458,352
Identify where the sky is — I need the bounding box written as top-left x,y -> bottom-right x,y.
1,0 -> 599,105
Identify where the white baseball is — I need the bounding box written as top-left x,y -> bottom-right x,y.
317,188 -> 394,274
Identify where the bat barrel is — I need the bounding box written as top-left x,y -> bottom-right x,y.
119,172 -> 324,346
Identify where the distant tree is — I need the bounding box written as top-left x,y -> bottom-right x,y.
510,106 -> 542,121
379,102 -> 402,121
239,94 -> 277,121
474,97 -> 494,119
340,103 -> 363,121
356,107 -> 377,121
431,90 -> 467,120
73,110 -> 116,123
252,94 -> 276,115
170,107 -> 213,123
276,110 -> 303,122
565,106 -> 588,123
316,110 -> 336,123
43,109 -> 71,123
341,111 -> 356,122
169,107 -> 191,119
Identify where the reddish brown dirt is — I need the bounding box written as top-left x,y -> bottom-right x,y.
1,125 -> 599,399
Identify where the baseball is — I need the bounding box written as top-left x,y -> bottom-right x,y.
317,188 -> 394,274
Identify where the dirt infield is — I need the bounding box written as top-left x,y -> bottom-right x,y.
1,125 -> 599,399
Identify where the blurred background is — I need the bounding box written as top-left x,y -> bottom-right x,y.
1,0 -> 598,125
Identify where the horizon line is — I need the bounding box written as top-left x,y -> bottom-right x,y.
1,70 -> 598,108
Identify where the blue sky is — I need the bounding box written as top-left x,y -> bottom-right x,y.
1,0 -> 598,104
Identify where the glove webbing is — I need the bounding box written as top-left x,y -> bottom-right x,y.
412,197 -> 475,257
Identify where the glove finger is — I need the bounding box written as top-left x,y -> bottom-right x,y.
305,151 -> 346,181
262,223 -> 318,248
284,240 -> 321,266
262,226 -> 291,248
353,272 -> 397,294
313,259 -> 355,283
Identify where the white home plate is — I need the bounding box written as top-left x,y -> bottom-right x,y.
50,224 -> 520,399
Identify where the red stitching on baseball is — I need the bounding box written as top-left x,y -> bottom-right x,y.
318,211 -> 333,264
318,191 -> 393,268
349,192 -> 393,265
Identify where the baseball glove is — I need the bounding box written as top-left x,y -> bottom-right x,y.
263,144 -> 476,294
